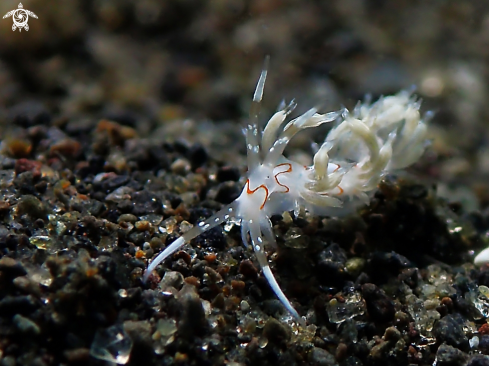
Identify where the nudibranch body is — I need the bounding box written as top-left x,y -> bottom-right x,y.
144,60 -> 430,326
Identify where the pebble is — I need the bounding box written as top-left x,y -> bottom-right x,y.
49,139 -> 81,158
216,166 -> 240,182
479,335 -> 489,354
177,285 -> 208,338
135,220 -> 151,231
13,314 -> 41,336
171,158 -> 191,175
159,271 -> 184,290
467,355 -> 489,366
131,191 -> 162,215
123,320 -> 153,346
315,244 -> 348,287
215,181 -> 241,204
367,251 -> 412,283
308,347 -> 338,366
118,214 -> 138,223
383,326 -> 401,342
369,340 -> 392,360
0,201 -> 10,217
102,175 -> 130,192
0,295 -> 39,316
188,143 -> 208,170
63,348 -> 90,363
16,195 -> 47,220
361,283 -> 395,323
0,257 -> 27,278
14,159 -> 42,178
239,260 -> 258,279
262,318 -> 291,345
433,314 -> 470,352
434,343 -> 468,366
12,276 -> 41,296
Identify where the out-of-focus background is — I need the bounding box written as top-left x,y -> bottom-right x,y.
0,0 -> 488,197
1,0 -> 488,194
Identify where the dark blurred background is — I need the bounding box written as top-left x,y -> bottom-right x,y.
1,0 -> 489,207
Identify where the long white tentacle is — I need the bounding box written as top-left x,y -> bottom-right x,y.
248,220 -> 305,326
143,203 -> 236,282
246,56 -> 269,170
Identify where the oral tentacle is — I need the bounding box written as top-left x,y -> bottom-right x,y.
240,220 -> 250,249
260,218 -> 277,249
246,57 -> 269,170
249,221 -> 304,325
245,123 -> 261,170
143,203 -> 236,282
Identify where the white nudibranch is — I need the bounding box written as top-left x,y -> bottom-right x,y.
144,60 -> 430,326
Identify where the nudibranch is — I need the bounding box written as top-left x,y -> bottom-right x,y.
144,58 -> 429,326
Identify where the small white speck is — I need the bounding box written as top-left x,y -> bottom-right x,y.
470,336 -> 479,349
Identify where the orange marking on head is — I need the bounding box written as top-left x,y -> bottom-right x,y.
333,163 -> 341,172
274,163 -> 292,193
246,179 -> 269,210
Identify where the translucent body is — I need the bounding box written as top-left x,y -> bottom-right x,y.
144,62 -> 429,326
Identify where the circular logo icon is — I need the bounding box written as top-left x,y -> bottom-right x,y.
12,8 -> 29,30
3,3 -> 38,32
